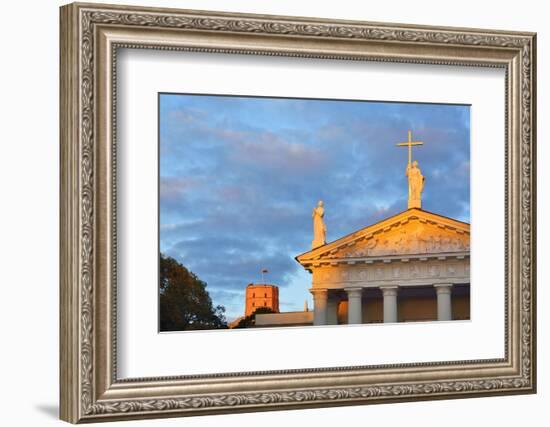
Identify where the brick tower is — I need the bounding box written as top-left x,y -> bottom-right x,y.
245,284 -> 280,316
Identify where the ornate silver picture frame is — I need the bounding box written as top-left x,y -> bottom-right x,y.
60,2 -> 536,423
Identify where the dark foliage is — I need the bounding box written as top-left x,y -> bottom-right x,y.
160,253 -> 227,331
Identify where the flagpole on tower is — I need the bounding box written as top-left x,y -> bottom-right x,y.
261,268 -> 268,284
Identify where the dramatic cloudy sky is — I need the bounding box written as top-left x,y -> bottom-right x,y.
159,93 -> 470,321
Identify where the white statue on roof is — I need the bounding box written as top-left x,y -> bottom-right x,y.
312,200 -> 326,249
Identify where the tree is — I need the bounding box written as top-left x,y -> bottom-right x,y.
159,253 -> 227,331
234,306 -> 275,329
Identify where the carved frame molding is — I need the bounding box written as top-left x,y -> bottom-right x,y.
60,2 -> 536,423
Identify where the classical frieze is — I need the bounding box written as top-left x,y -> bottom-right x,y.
311,258 -> 470,288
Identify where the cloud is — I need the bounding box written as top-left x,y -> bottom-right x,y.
226,132 -> 328,175
168,107 -> 207,124
160,176 -> 201,202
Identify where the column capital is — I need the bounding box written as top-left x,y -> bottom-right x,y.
434,284 -> 453,295
310,288 -> 328,298
344,287 -> 363,298
380,285 -> 399,297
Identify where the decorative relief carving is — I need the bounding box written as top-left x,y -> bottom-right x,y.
84,10 -> 531,49
428,264 -> 439,277
80,10 -> 96,414
86,377 -> 530,416
392,266 -> 401,278
327,222 -> 470,259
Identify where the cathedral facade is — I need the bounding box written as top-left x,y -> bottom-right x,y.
296,208 -> 470,325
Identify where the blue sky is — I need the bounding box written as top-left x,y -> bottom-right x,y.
159,93 -> 470,321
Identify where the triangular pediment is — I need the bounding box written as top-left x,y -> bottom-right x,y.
296,208 -> 469,263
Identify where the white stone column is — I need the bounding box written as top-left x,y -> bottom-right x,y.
327,298 -> 339,325
381,286 -> 399,323
435,284 -> 453,321
345,287 -> 363,324
310,288 -> 328,326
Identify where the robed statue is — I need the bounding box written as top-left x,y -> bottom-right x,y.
396,131 -> 426,209
312,200 -> 326,249
406,160 -> 425,209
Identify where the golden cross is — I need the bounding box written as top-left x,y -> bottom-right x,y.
396,130 -> 424,167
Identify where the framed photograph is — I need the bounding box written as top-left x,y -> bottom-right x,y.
60,2 -> 536,423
